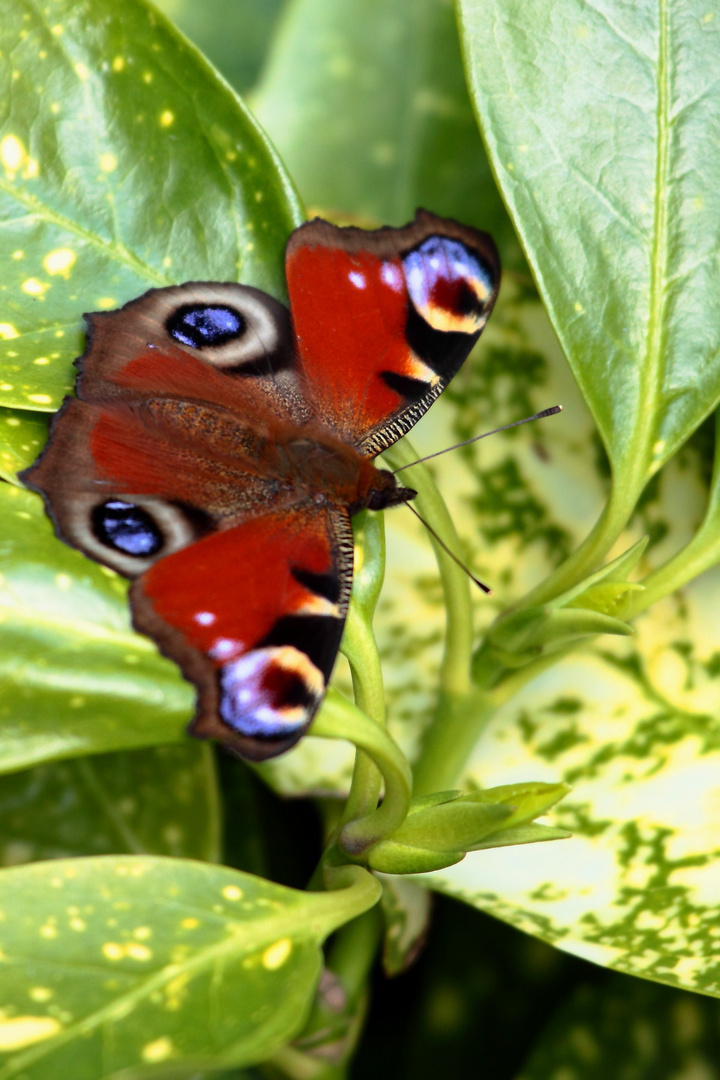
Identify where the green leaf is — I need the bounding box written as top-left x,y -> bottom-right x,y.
0,744 -> 221,865
458,0 -> 720,482
253,0 -> 521,265
0,857 -> 374,1077
518,979 -> 720,1080
0,483 -> 192,773
378,876 -> 432,976
152,0 -> 286,94
0,408 -> 48,483
0,0 -> 301,413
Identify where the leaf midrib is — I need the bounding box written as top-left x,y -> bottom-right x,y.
634,0 -> 670,480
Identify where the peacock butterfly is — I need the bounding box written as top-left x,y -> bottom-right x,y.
20,211 -> 499,761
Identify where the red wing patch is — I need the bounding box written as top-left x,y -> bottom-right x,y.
286,210 -> 499,453
131,506 -> 353,760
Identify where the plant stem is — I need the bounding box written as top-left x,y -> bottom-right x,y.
410,687 -> 499,796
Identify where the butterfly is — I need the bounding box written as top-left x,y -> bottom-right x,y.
20,211 -> 500,761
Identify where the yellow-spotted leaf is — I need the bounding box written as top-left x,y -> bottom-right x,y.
0,857 -> 377,1077
0,0 -> 301,413
0,408 -> 48,483
0,483 -> 192,774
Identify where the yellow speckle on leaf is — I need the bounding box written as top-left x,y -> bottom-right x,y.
50,103 -> 60,114
43,248 -> 76,277
102,943 -> 124,961
0,1016 -> 61,1050
75,63 -> 89,82
112,56 -> 125,71
142,71 -> 153,84
40,925 -> 58,939
1,135 -> 26,173
99,154 -> 117,173
33,357 -> 49,365
160,110 -> 174,127
68,696 -> 85,708
97,297 -> 115,309
574,302 -> 584,313
653,439 -> 666,457
0,324 -> 18,339
29,987 -> 53,1003
222,885 -> 243,901
162,256 -> 172,268
262,938 -> 292,970
133,926 -> 152,940
68,917 -> 86,931
22,278 -> 49,297
11,251 -> 23,260
55,573 -> 72,591
142,1036 -> 174,1063
1,384 -> 14,391
51,24 -> 64,35
27,394 -> 52,405
126,944 -> 151,961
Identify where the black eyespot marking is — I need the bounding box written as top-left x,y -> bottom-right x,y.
405,302 -> 477,377
92,500 -> 163,557
166,304 -> 245,349
261,615 -> 342,681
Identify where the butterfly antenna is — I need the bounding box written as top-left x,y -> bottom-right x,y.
393,405 -> 562,474
405,501 -> 492,595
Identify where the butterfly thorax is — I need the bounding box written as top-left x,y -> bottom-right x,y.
270,427 -> 416,515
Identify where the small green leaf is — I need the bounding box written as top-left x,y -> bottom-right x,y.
369,840 -> 466,875
0,0 -> 301,412
0,744 -> 221,865
0,484 -> 191,773
458,0 -> 720,483
468,824 -> 572,851
0,857 -> 371,1077
378,876 -> 432,976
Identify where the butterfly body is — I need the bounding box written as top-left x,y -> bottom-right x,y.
21,211 -> 499,760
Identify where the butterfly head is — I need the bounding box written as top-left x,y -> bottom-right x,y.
363,468 -> 416,513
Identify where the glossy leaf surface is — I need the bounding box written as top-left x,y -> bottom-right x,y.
0,483 -> 191,774
0,857 -> 358,1077
0,0 -> 301,413
0,744 -> 221,866
458,0 -> 720,480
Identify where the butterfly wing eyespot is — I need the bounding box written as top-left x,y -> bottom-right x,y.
285,210 -> 500,454
130,506 -> 354,761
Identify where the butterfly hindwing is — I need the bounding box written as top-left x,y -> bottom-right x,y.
131,505 -> 354,760
286,210 -> 500,454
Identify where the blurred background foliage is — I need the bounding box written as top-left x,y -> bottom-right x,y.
142,2 -> 720,1076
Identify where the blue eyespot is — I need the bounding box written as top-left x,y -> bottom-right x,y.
92,500 -> 162,556
166,304 -> 244,349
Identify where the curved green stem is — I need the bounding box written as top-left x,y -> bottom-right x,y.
517,478 -> 642,609
312,691 -> 412,854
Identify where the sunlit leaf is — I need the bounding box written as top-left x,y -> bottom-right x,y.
0,857 -> 363,1077
0,0 -> 301,413
0,483 -> 192,773
0,408 -> 47,482
457,0 -> 720,480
